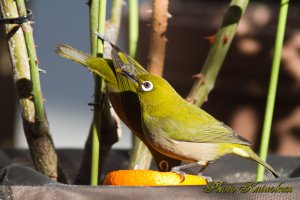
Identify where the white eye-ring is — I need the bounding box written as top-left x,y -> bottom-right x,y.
141,81 -> 154,92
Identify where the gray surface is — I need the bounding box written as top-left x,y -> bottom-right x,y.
0,181 -> 298,200
0,152 -> 299,200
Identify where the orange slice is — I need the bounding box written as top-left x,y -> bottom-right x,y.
103,170 -> 207,186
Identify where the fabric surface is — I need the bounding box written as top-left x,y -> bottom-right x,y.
0,149 -> 299,199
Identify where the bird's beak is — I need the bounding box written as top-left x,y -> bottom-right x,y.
120,70 -> 139,84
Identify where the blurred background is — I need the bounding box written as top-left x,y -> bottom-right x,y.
0,0 -> 300,157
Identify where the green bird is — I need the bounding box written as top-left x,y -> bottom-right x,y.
120,71 -> 280,179
56,43 -> 181,172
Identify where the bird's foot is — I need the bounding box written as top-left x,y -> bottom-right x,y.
171,167 -> 186,182
198,173 -> 212,182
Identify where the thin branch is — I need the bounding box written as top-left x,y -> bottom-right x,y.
147,0 -> 169,76
129,0 -> 138,57
90,0 -> 107,186
89,0 -> 100,57
104,0 -> 123,56
89,0 -> 101,186
103,0 -> 123,57
256,0 -> 289,181
186,0 -> 249,107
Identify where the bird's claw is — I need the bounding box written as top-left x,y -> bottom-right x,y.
171,167 -> 186,182
198,173 -> 212,182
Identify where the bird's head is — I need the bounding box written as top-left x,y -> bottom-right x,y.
120,70 -> 181,111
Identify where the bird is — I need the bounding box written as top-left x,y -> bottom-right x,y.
120,70 -> 280,180
56,42 -> 181,172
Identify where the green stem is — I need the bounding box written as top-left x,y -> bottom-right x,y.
97,0 -> 106,54
90,0 -> 100,57
103,0 -> 123,56
91,80 -> 101,186
256,0 -> 289,181
15,0 -> 44,120
109,0 -> 123,40
186,0 -> 249,107
110,0 -> 123,24
89,0 -> 100,186
129,0 -> 138,57
90,0 -> 107,186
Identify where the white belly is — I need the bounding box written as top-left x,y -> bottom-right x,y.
148,135 -> 222,163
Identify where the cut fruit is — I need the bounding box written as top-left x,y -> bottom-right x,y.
103,170 -> 207,186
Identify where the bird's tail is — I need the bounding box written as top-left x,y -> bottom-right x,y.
56,44 -> 116,86
232,145 -> 280,178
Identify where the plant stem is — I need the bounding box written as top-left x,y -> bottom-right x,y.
15,0 -> 44,121
90,80 -> 101,185
110,0 -> 123,27
89,0 -> 100,186
256,0 -> 289,181
89,0 -> 100,57
186,0 -> 249,107
106,0 -> 123,44
147,0 -> 169,76
129,0 -> 138,57
96,0 -> 106,54
90,0 -> 107,186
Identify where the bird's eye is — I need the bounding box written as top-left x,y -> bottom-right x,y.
141,81 -> 154,92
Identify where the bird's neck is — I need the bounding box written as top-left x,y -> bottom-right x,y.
140,90 -> 185,118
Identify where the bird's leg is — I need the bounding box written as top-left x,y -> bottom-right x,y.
197,161 -> 212,182
172,169 -> 185,182
171,162 -> 203,182
171,161 -> 212,182
172,162 -> 200,171
199,161 -> 211,173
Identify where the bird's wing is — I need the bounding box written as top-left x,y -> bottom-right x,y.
160,116 -> 251,146
109,47 -> 146,135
